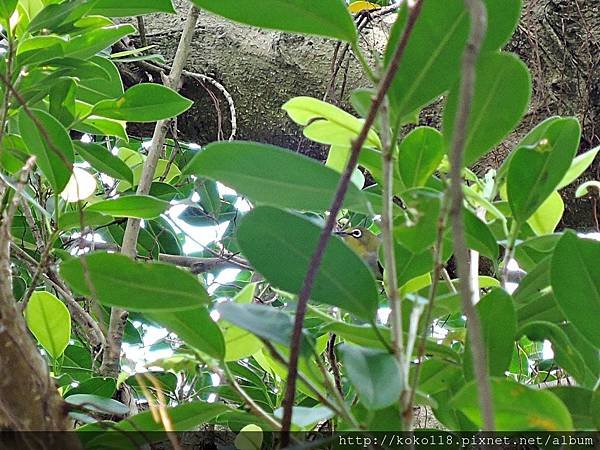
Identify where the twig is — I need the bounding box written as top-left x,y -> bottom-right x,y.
100,5 -> 200,378
379,98 -> 405,373
447,0 -> 494,431
136,17 -> 148,48
10,243 -> 106,348
279,1 -> 425,444
222,364 -> 282,431
404,201 -> 448,421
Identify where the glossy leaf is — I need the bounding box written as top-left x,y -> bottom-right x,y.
93,84 -> 193,122
464,209 -> 499,260
66,394 -> 129,416
90,0 -> 176,16
340,344 -> 402,410
394,188 -> 441,253
444,52 -> 531,166
0,0 -> 17,21
551,231 -> 600,347
218,302 -> 311,356
27,0 -> 94,34
60,252 -> 210,312
190,0 -> 357,43
283,97 -> 381,149
527,191 -> 564,236
87,195 -> 169,219
63,24 -> 136,60
395,242 -> 433,287
549,387 -> 595,430
386,0 -> 469,120
59,210 -> 113,231
557,145 -> 599,190
463,289 -> 516,380
451,378 -> 573,430
397,127 -> 444,189
76,142 -> 133,183
237,207 -> 379,319
518,321 -> 590,386
149,307 -> 225,360
66,378 -> 116,399
508,118 -> 581,223
77,56 -> 124,104
576,181 -> 600,198
18,108 -> 74,192
181,141 -> 375,214
25,292 -> 71,359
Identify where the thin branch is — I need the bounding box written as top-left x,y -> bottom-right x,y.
279,1 -> 425,444
379,98 -> 406,373
222,364 -> 282,431
447,0 -> 494,431
100,5 -> 200,378
404,200 -> 448,422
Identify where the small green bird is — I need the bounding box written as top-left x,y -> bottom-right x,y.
335,227 -> 382,276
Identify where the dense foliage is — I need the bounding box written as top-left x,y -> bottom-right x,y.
0,0 -> 598,444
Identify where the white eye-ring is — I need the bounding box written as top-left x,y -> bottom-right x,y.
351,229 -> 363,239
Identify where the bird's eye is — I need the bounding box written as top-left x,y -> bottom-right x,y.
351,229 -> 363,238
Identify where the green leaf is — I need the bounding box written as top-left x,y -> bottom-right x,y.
340,344 -> 402,410
76,142 -> 133,184
518,321 -> 590,386
236,207 -> 379,320
576,181 -> 600,198
394,188 -> 441,253
148,307 -> 225,360
549,387 -> 595,430
218,302 -> 311,356
274,406 -> 334,430
451,378 -> 573,430
551,231 -> 600,347
25,291 -> 71,359
63,24 -> 136,60
87,195 -> 169,219
18,108 -> 74,192
557,146 -> 599,190
283,97 -> 381,149
395,242 -> 433,287
412,359 -> 462,396
60,252 -> 210,312
93,83 -> 193,122
385,0 -> 469,120
182,141 -> 375,215
66,377 -> 116,399
463,289 -> 516,380
90,0 -> 176,16
444,52 -> 531,165
59,210 -> 113,231
66,394 -> 129,416
527,190 -> 564,236
0,0 -> 17,22
27,0 -> 94,34
234,424 -> 264,450
190,0 -> 357,43
481,0 -> 522,51
397,127 -> 444,189
77,56 -> 124,104
464,208 -> 499,260
508,118 -> 581,223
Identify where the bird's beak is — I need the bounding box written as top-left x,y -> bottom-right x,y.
334,231 -> 349,236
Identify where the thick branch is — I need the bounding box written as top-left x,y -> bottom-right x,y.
280,1 -> 424,444
447,0 -> 495,431
100,5 -> 200,378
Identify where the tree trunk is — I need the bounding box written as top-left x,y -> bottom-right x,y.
0,196 -> 77,447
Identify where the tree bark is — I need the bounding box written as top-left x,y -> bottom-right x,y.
0,210 -> 78,447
